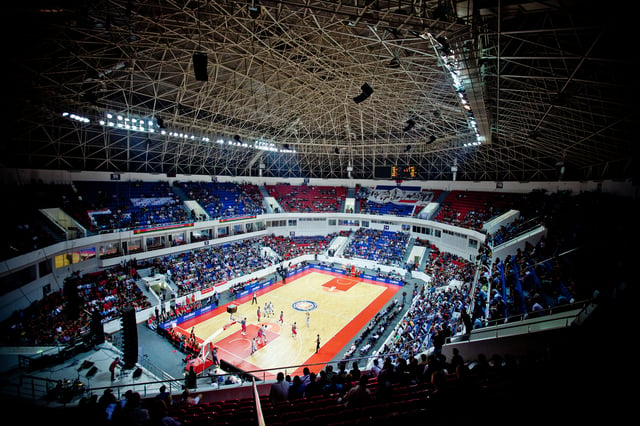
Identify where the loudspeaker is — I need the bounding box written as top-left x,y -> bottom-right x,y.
353,83 -> 374,103
78,360 -> 94,371
192,52 -> 208,81
121,306 -> 138,369
132,367 -> 143,379
86,366 -> 98,377
403,119 -> 416,132
91,311 -> 105,345
63,279 -> 81,321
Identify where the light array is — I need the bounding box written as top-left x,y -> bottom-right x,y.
427,34 -> 484,147
100,113 -> 157,133
97,112 -> 296,153
62,112 -> 90,123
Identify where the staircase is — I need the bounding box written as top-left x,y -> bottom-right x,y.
258,185 -> 271,198
170,183 -> 191,201
260,185 -> 283,213
430,190 -> 449,219
419,246 -> 431,270
403,237 -> 416,264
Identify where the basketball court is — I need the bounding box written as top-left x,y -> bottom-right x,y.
168,267 -> 401,380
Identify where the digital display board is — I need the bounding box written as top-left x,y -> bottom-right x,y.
374,165 -> 392,179
375,165 -> 417,179
392,165 -> 417,179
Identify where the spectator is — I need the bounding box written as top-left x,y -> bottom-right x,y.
300,367 -> 311,386
370,358 -> 381,377
185,366 -> 197,389
303,372 -> 322,398
349,361 -> 361,381
147,398 -> 181,426
376,357 -> 395,401
155,384 -> 172,407
341,375 -> 372,408
118,391 -> 149,426
450,348 -> 465,373
179,389 -> 202,405
269,371 -> 289,403
288,375 -> 306,401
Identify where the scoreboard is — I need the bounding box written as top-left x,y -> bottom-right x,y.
392,165 -> 417,179
375,165 -> 417,179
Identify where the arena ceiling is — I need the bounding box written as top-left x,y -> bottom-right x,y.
3,0 -> 637,182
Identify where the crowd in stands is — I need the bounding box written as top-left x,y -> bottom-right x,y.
60,330 -> 621,426
339,246 -> 476,362
266,184 -> 347,213
342,228 -> 409,266
425,247 -> 475,288
0,287 -> 90,346
70,180 -> 191,233
383,279 -> 472,360
476,235 -> 580,324
6,187 -> 634,426
152,233 -> 334,304
0,260 -> 150,346
228,277 -> 262,299
164,323 -> 202,361
359,200 -> 414,217
1,187 -> 631,400
178,181 -> 264,219
1,180 -> 546,264
1,182 -> 72,261
156,238 -> 273,296
343,298 -> 404,359
152,295 -> 215,328
69,262 -> 151,322
484,215 -> 532,246
433,190 -> 522,230
260,234 -> 334,260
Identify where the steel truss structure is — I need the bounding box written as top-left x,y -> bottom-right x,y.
4,1 -> 637,182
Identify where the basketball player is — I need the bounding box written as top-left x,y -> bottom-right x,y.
212,346 -> 219,367
256,327 -> 263,345
292,322 -> 297,338
279,310 -> 284,324
316,334 -> 320,353
257,306 -> 261,323
306,312 -> 310,328
251,338 -> 257,355
241,317 -> 247,335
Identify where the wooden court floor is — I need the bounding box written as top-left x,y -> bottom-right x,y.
175,268 -> 400,379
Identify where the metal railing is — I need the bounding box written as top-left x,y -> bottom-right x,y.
11,353 -> 398,406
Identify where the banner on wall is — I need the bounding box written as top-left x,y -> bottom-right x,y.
130,197 -> 174,207
133,222 -> 194,234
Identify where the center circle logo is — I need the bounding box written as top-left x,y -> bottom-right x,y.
292,300 -> 317,312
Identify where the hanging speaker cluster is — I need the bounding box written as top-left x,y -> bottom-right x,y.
403,119 -> 416,132
192,52 -> 208,81
121,305 -> 138,369
91,311 -> 105,345
353,83 -> 374,103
